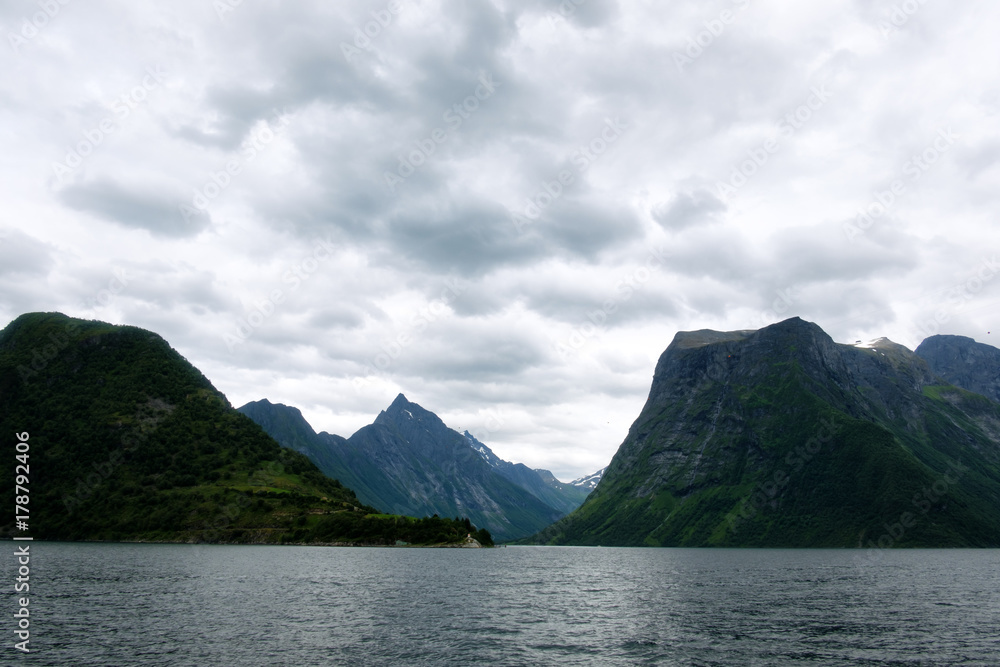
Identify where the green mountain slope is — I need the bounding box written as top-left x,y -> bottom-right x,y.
0,313 -> 482,546
240,395 -> 564,541
461,430 -> 592,515
530,318 -> 1000,547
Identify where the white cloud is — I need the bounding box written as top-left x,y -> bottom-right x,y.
2,0 -> 999,480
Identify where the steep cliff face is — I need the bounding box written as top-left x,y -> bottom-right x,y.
532,318 -> 1000,547
916,334 -> 1000,404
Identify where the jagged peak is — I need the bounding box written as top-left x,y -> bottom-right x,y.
461,430 -> 500,465
376,393 -> 445,430
378,393 -> 415,419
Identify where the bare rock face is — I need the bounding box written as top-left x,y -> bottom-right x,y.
532,317 -> 1000,548
916,334 -> 1000,404
240,394 -> 565,542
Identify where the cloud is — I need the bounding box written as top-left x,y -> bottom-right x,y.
652,188 -> 727,231
1,0 -> 999,479
58,179 -> 210,238
0,229 -> 55,277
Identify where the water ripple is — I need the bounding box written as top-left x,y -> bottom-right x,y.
5,544 -> 1000,665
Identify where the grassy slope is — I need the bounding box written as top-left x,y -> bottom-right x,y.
531,359 -> 1000,547
0,313 -> 484,546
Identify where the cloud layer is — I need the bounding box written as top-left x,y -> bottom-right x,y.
2,0 -> 999,479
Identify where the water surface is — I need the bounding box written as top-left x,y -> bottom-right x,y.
7,543 -> 1000,665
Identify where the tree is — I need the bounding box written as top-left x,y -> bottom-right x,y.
473,528 -> 494,547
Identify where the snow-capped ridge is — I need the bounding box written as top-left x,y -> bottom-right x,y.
570,467 -> 606,489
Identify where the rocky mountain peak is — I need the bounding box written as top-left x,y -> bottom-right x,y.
375,393 -> 437,428
531,318 -> 1000,547
916,334 -> 1000,403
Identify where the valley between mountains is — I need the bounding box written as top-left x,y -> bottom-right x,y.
2,312 -> 999,547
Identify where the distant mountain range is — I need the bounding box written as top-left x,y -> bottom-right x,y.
460,430 -> 592,515
530,318 -> 1000,547
239,395 -> 599,541
0,313 -> 486,546
569,467 -> 606,490
6,311 -> 998,549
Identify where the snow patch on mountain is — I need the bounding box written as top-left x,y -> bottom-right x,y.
570,467 -> 606,489
464,431 -> 501,468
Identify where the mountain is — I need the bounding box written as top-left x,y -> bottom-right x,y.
461,431 -> 591,514
530,317 -> 1000,547
569,467 -> 606,490
0,312 -> 480,546
239,395 -> 565,541
916,334 -> 1000,403
237,399 -> 364,495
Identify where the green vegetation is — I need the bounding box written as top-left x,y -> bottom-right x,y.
0,313 -> 489,547
526,323 -> 1000,548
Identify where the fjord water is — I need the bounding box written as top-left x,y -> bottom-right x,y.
13,543 -> 1000,665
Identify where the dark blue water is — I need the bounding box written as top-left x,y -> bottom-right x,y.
5,543 -> 1000,665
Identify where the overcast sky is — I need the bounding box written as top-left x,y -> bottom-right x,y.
2,0 -> 998,480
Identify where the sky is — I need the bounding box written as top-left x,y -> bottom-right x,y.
2,0 -> 998,481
